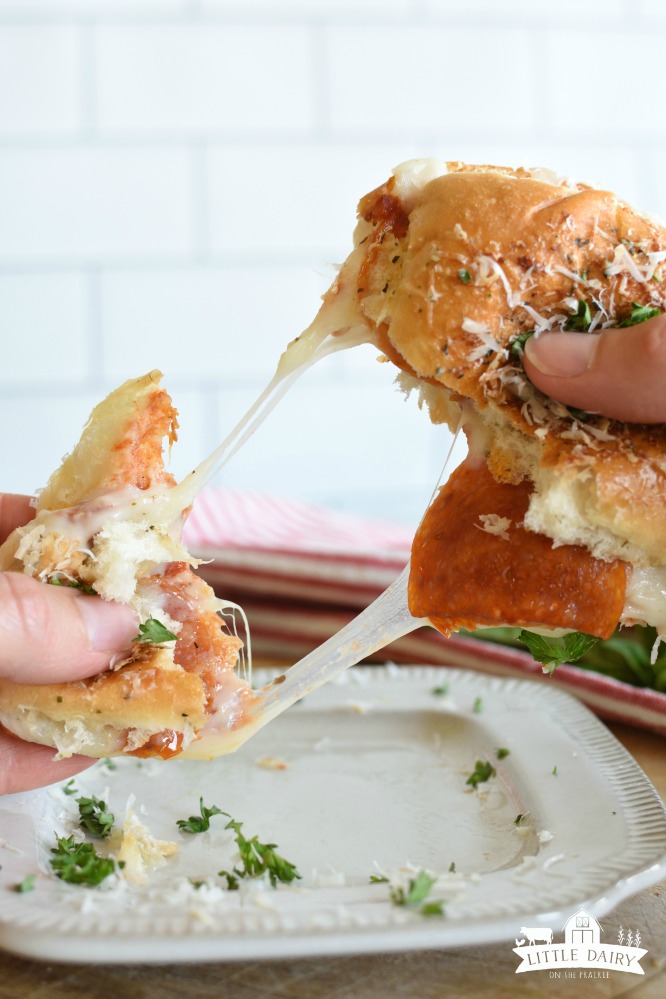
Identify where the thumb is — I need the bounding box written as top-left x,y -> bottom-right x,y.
523,317 -> 666,423
0,573 -> 137,684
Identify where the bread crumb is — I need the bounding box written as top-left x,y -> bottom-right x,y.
116,802 -> 178,885
256,756 -> 288,771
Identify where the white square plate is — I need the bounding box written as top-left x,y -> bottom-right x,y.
1,666 -> 665,964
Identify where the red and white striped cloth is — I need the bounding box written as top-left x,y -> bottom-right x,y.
184,488 -> 666,737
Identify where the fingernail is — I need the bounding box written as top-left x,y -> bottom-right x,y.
524,332 -> 599,377
77,597 -> 138,653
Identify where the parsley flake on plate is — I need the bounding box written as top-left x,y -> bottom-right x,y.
390,870 -> 444,917
49,835 -> 117,886
465,760 -> 496,789
76,795 -> 115,839
218,813 -> 301,889
11,874 -> 36,894
176,797 -> 224,834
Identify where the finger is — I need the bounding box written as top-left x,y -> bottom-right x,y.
523,317 -> 666,423
0,573 -> 137,684
0,726 -> 93,795
0,493 -> 35,544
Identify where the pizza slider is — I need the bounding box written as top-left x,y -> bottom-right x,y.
0,371 -> 250,759
316,160 -> 666,647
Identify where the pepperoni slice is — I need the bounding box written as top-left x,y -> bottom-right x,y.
408,459 -> 626,639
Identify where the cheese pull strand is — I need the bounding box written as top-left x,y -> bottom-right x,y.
169,240 -> 375,513
181,563 -> 423,758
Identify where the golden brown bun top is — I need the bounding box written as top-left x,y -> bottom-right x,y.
364,163 -> 664,404
38,369 -> 178,511
354,163 -> 666,565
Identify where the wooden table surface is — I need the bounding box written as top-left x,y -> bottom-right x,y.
0,722 -> 664,999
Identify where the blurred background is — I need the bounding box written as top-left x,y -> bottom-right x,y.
1,0 -> 664,529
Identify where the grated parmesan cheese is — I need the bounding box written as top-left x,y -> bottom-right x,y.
462,319 -> 502,362
116,801 -> 179,886
476,514 -> 512,541
605,244 -> 666,284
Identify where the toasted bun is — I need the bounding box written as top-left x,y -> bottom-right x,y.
354,161 -> 666,569
0,372 -> 245,759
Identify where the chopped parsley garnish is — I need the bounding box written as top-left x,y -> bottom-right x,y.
617,302 -> 662,327
101,758 -> 118,771
564,299 -> 592,332
432,683 -> 449,696
49,577 -> 96,595
49,835 -> 117,886
552,765 -> 558,776
218,813 -> 301,888
566,405 -> 590,422
517,630 -> 599,675
62,779 -> 78,796
76,796 -> 114,839
134,618 -> 178,645
466,759 -> 496,789
369,874 -> 389,884
467,621 -> 666,692
448,862 -> 456,873
510,330 -> 535,358
390,870 -> 444,917
458,269 -> 471,284
495,747 -> 510,760
176,797 -> 224,834
514,813 -> 525,826
472,696 -> 483,714
11,874 -> 36,893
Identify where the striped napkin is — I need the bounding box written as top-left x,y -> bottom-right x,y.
184,488 -> 666,737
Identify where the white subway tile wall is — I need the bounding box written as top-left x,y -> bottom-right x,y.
0,0 -> 661,526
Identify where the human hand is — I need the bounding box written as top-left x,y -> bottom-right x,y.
0,494 -> 137,795
523,314 -> 666,423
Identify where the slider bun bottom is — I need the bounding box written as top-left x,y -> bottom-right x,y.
0,647 -> 208,759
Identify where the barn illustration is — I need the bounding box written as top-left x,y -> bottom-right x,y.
563,909 -> 602,946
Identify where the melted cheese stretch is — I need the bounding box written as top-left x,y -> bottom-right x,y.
183,241 -> 374,498
14,231 -> 373,575
28,158 -> 454,554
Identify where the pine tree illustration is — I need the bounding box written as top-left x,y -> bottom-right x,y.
635,931 -> 641,948
618,925 -> 624,945
627,929 -> 634,947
